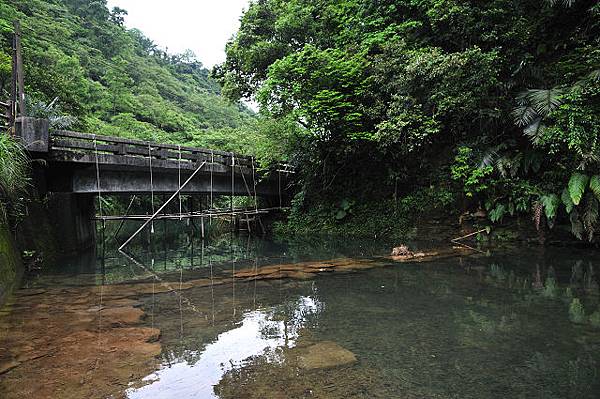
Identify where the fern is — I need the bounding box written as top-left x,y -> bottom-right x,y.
569,173 -> 589,205
589,175 -> 600,200
561,187 -> 575,213
570,210 -> 584,240
533,201 -> 543,231
489,203 -> 506,223
540,194 -> 560,220
582,194 -> 599,241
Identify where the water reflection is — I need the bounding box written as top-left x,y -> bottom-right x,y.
127,296 -> 321,399
5,226 -> 600,399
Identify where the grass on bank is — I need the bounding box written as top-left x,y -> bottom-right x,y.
0,133 -> 30,221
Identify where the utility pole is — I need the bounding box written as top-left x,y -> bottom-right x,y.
14,20 -> 26,118
8,24 -> 17,133
5,20 -> 25,135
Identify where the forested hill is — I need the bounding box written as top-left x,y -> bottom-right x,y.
217,0 -> 599,241
0,0 -> 255,147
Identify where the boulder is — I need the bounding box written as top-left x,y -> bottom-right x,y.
391,245 -> 413,256
297,341 -> 357,370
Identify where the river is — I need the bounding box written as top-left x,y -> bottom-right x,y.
1,222 -> 599,398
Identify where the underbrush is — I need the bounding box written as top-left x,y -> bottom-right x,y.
274,186 -> 457,240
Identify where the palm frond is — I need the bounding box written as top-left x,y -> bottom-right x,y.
546,0 -> 578,7
587,69 -> 600,82
479,143 -> 508,169
525,88 -> 565,117
511,105 -> 538,127
27,97 -> 78,129
523,119 -> 545,145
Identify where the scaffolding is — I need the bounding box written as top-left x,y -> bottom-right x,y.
97,143 -> 291,250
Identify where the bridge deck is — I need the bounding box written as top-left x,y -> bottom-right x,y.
16,117 -> 291,197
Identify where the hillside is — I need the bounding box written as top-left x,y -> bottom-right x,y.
0,0 -> 255,148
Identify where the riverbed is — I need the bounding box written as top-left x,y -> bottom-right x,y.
1,227 -> 599,398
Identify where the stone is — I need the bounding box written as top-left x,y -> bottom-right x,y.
297,341 -> 357,370
281,271 -> 314,280
0,359 -> 20,375
391,245 -> 413,256
99,307 -> 145,326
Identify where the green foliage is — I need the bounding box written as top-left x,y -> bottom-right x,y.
0,0 -> 256,152
590,309 -> 600,328
562,188 -> 575,214
0,135 -> 29,221
542,277 -> 559,298
217,0 -> 599,243
276,185 -> 456,239
27,97 -> 77,129
451,147 -> 493,198
0,50 -> 11,91
541,173 -> 600,241
540,194 -> 560,221
257,45 -> 370,137
568,298 -> 586,324
489,204 -> 506,223
569,173 -> 590,206
334,198 -> 354,221
589,175 -> 600,200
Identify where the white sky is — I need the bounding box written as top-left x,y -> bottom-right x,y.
106,0 -> 251,68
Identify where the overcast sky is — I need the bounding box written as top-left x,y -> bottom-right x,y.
106,0 -> 251,68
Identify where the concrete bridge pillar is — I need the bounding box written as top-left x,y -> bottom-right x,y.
47,193 -> 96,253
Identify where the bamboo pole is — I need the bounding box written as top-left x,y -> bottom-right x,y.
450,228 -> 488,254
451,228 -> 487,243
119,161 -> 206,250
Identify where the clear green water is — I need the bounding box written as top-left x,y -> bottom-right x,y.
14,225 -> 600,398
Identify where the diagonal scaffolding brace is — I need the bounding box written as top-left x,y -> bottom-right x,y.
119,161 -> 207,250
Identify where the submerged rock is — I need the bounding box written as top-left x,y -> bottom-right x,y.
297,341 -> 357,370
0,286 -> 163,399
0,359 -> 20,375
99,306 -> 145,326
391,245 -> 413,256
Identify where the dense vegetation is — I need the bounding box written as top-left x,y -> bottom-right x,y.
0,0 -> 296,159
217,0 -> 600,241
0,0 -> 598,243
0,0 -> 298,223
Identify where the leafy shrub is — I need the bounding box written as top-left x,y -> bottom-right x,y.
568,298 -> 586,324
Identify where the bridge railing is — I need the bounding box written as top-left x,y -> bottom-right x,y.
51,129 -> 256,169
14,117 -> 294,176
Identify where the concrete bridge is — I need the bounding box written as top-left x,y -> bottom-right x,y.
16,117 -> 287,197
14,117 -> 292,251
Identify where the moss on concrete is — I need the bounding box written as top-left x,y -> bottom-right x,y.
0,221 -> 23,306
